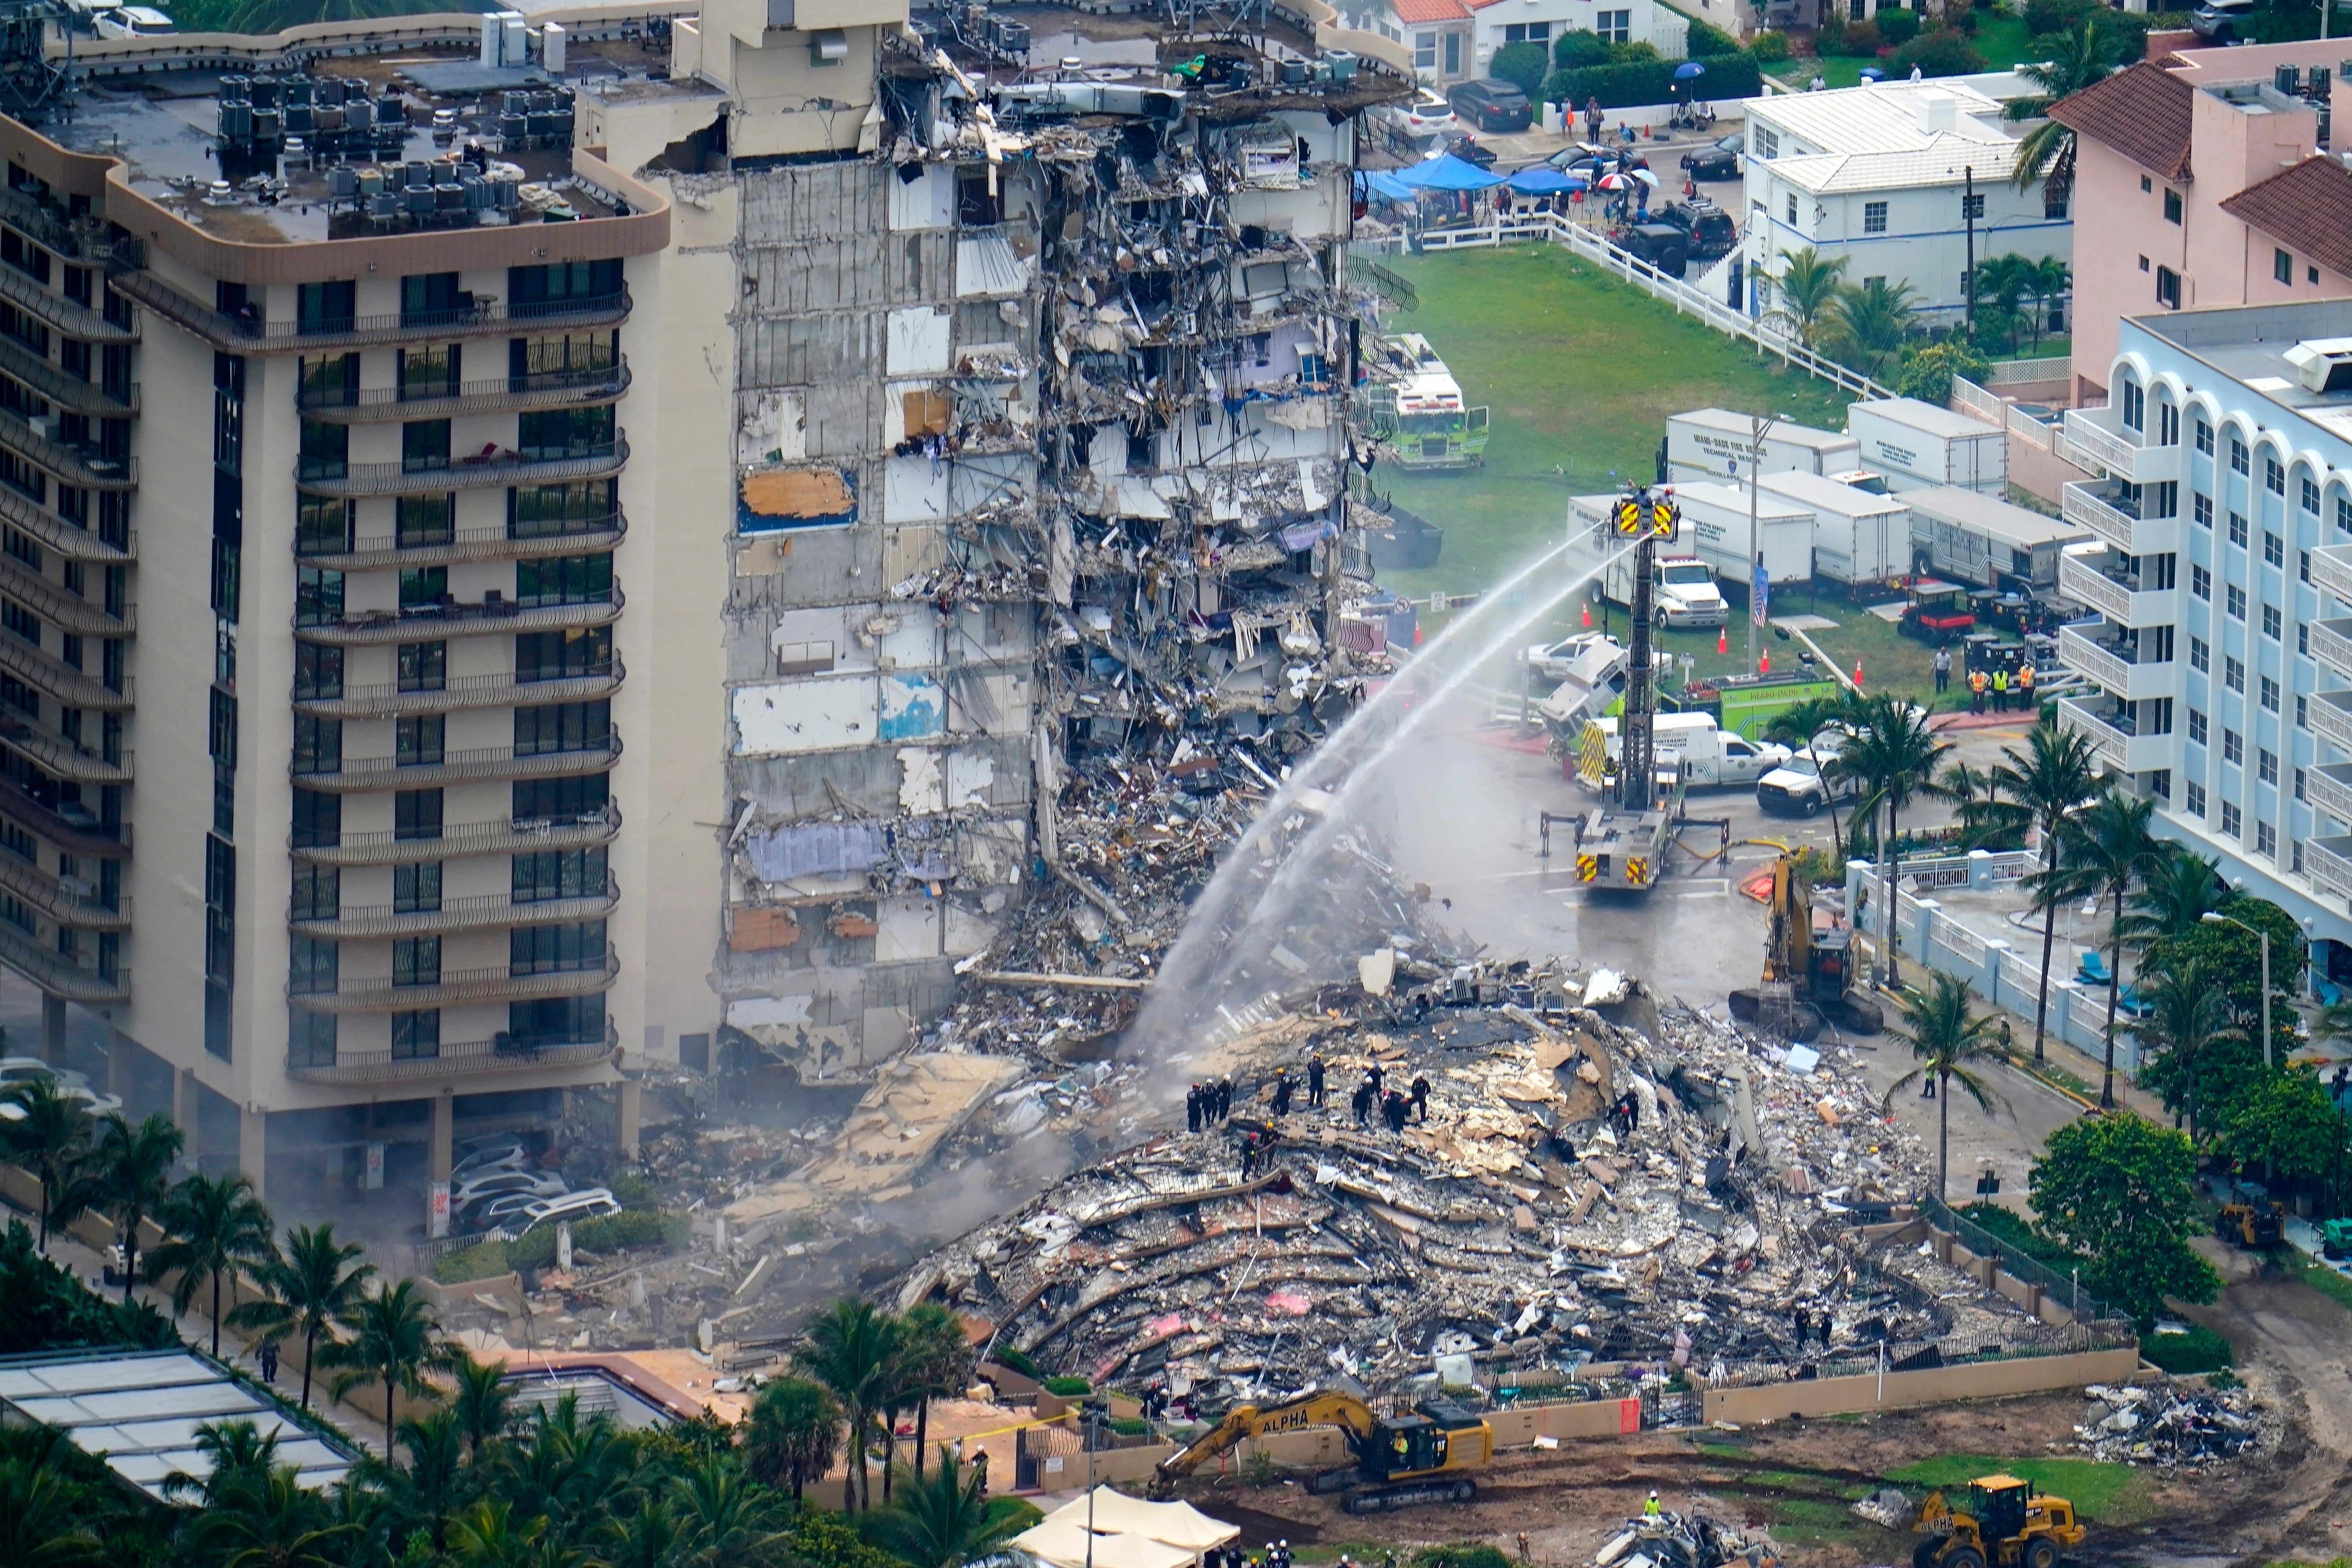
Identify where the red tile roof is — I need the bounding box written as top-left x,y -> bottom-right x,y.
1392,0 -> 1470,20
2046,60 -> 2196,181
2221,156 -> 2352,279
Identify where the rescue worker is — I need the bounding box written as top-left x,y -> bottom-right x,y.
1383,1091 -> 1410,1134
1187,1083 -> 1202,1134
1368,1063 -> 1385,1097
1991,664 -> 2009,713
1308,1053 -> 1326,1107
1410,1074 -> 1431,1124
1645,1491 -> 1662,1520
1968,666 -> 1988,715
1352,1079 -> 1373,1126
2018,660 -> 2036,708
1922,1067 -> 1936,1100
1272,1071 -> 1293,1118
1219,1077 -> 1234,1120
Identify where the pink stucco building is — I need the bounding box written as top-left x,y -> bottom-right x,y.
2053,41 -> 2352,406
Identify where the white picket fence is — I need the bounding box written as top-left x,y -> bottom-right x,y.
1371,211 -> 1895,402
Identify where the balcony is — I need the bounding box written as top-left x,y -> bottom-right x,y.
0,715 -> 130,786
2309,689 -> 2352,755
290,878 -> 619,940
111,270 -> 628,354
2056,549 -> 2178,628
0,484 -> 132,564
291,661 -> 621,720
0,409 -> 135,491
296,361 -> 631,423
0,552 -> 131,637
2056,621 -> 2178,702
0,921 -> 125,1002
2061,406 -> 2182,484
0,634 -> 128,713
2312,619 -> 2352,683
295,510 -> 624,572
293,591 -> 620,647
296,438 -> 626,498
2060,478 -> 2181,556
2305,835 -> 2352,904
288,947 -> 618,1013
2307,761 -> 2352,828
284,1025 -> 617,1085
0,338 -> 136,419
292,737 -> 619,794
2057,695 -> 2176,775
0,775 -> 125,858
290,804 -> 619,867
0,265 -> 135,345
2312,544 -> 2352,610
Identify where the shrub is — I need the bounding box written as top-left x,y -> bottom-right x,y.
1750,28 -> 1792,60
1823,18 -> 1880,54
1043,1376 -> 1093,1396
1413,1549 -> 1515,1568
432,1241 -> 514,1285
1553,28 -> 1615,69
1490,40 -> 1549,96
1895,339 -> 1993,404
1541,52 -> 1763,110
2141,1322 -> 2234,1374
1890,28 -> 1985,74
991,1345 -> 1041,1378
1610,38 -> 1662,62
1958,1201 -> 2085,1268
1685,15 -> 1743,54
2024,0 -> 2098,33
1109,1416 -> 1154,1437
437,1209 -> 685,1281
1876,6 -> 1922,44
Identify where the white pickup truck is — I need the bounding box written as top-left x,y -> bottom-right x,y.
1589,713 -> 1789,788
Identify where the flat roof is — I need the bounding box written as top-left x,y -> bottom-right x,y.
1851,397 -> 2004,440
1745,78 -> 2016,155
1903,485 -> 2087,548
1648,480 -> 1816,520
1670,408 -> 1856,448
1756,468 -> 1910,515
0,1347 -> 357,1499
1767,135 -> 2028,194
2124,298 -> 2352,445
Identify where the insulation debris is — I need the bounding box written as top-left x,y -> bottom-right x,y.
2071,1381 -> 2265,1466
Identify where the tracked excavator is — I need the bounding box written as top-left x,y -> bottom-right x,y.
1156,1389 -> 1491,1514
1728,848 -> 1882,1038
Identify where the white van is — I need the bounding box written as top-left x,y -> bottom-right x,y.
1590,712 -> 1790,788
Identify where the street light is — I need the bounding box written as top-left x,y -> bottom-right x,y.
2202,911 -> 2272,1070
1738,413 -> 1782,677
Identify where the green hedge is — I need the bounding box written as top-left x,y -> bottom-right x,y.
1684,15 -> 1743,54
431,1209 -> 686,1283
1043,1376 -> 1093,1396
991,1345 -> 1041,1379
1491,40 -> 1549,96
1539,53 -> 1762,111
2140,1322 -> 2234,1373
1553,29 -> 1616,67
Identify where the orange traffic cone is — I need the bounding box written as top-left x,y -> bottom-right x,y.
1760,651 -> 1769,674
1854,659 -> 1865,687
1582,600 -> 1592,629
1717,626 -> 1727,655
1414,623 -> 1425,646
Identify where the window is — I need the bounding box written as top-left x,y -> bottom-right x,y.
2277,248 -> 2294,285
2189,709 -> 2208,745
394,788 -> 443,841
513,846 -> 607,904
290,788 -> 340,849
1864,200 -> 1888,234
2298,766 -> 2308,800
294,644 -> 342,702
1755,126 -> 1779,160
515,553 -> 613,608
2156,266 -> 2181,309
292,714 -> 340,775
2044,185 -> 2068,220
289,935 -> 337,995
1597,9 -> 1631,41
514,773 -> 608,823
514,700 -> 610,757
2223,728 -> 2243,765
397,494 -> 454,549
1445,28 -> 1462,70
0,601 -> 36,650
298,496 -> 353,557
2196,417 -> 2214,456
291,864 -> 337,922
2265,532 -> 2285,568
2267,456 -> 2287,495
401,419 -> 450,474
1786,192 -> 1797,225
2342,495 -> 2352,534
294,566 -> 343,628
398,345 -> 459,400
2260,747 -> 2279,784
2258,820 -> 2278,857
516,405 -> 614,461
512,995 -> 603,1049
2232,437 -> 2250,475
297,419 -> 347,482
396,714 -> 444,767
516,626 -> 611,682
2195,493 -> 2213,528
2192,563 -> 2211,599
2150,771 -> 2172,802
2187,780 -> 2207,816
2314,266 -> 2323,285
2228,583 -> 2247,620
2263,604 -> 2283,641
511,480 -> 617,539
2304,476 -> 2323,515
296,279 -> 355,336
2225,655 -> 2246,693
2160,403 -> 2180,446
395,862 -> 441,913
392,1010 -> 439,1061
399,566 -> 447,611
2164,188 -> 2183,224
1502,21 -> 1551,41
511,920 -> 608,976
2300,694 -> 2310,728
514,333 -> 616,380
2230,511 -> 2248,547
508,258 -> 624,318
2303,551 -> 2314,585
2190,636 -> 2210,673
400,272 -> 465,328
1414,29 -> 1435,68
393,936 -> 441,988
298,353 -> 359,410
397,641 -> 446,693
2121,380 -> 2144,432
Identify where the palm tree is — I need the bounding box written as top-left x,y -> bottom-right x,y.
1825,278 -> 1918,377
146,1171 -> 276,1359
371,1407 -> 467,1553
447,1496 -> 563,1568
161,1417 -> 281,1504
2131,956 -> 2240,1146
1766,247 -> 1849,348
0,1079 -> 91,1251
1884,972 -> 2005,1202
2022,257 -> 2071,353
796,1298 -> 901,1511
866,1452 -> 1029,1568
1991,722 -> 2100,1065
326,1278 -> 459,1457
185,1464 -> 355,1568
2006,19 -> 2124,197
745,1375 -> 840,1502
666,1453 -> 789,1568
1967,254 -> 2034,354
0,1458 -> 105,1566
599,1499 -> 682,1568
80,1112 -> 183,1305
487,1391 -> 637,1548
1930,758 -> 2025,849
1833,695 -> 1951,987
897,1302 -> 973,1481
2036,788 -> 2163,1106
452,1353 -> 515,1459
2118,844 -> 2230,948
230,1222 -> 374,1414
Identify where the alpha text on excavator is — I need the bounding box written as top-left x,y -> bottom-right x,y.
1156,1389 -> 1491,1514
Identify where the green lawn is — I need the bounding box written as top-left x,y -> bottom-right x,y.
1768,12 -> 2044,87
1374,245 -> 1857,601
1883,1456 -> 2158,1525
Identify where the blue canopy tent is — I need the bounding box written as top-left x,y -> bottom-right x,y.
1395,154 -> 1506,192
1359,169 -> 1416,203
1505,166 -> 1581,195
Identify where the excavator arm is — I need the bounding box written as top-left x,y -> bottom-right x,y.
1156,1391 -> 1381,1478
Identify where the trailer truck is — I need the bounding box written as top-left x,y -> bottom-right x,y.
1667,408 -> 1861,484
1757,469 -> 1911,587
1846,399 -> 2007,495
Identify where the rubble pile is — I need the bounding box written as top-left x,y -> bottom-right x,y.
1597,1510 -> 1778,1568
895,966 -> 2079,1407
2072,1382 -> 2263,1466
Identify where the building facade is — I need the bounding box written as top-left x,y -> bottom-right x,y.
1350,0 -> 1680,85
2055,299 -> 2352,990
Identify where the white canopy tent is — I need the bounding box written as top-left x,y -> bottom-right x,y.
1013,1486 -> 1242,1568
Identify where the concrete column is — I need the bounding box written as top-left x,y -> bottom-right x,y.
238,1104 -> 266,1196
618,1079 -> 641,1159
1966,848 -> 1995,891
171,1067 -> 194,1145
39,994 -> 64,1062
428,1094 -> 453,1240
1983,940 -> 2011,1007
104,1029 -> 131,1101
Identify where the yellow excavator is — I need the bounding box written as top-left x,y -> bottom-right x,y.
1729,847 -> 1882,1038
1913,1475 -> 2086,1568
1156,1389 -> 1491,1514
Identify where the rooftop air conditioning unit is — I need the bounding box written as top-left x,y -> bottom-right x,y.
2285,336 -> 2352,394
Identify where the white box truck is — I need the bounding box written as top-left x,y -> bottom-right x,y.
1593,553 -> 1730,628
1845,398 -> 2007,494
1756,470 -> 1911,587
1667,408 -> 1862,484
1576,484 -> 1813,600
1904,485 -> 2085,590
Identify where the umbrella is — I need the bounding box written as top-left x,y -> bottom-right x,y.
1859,65 -> 1887,81
1506,166 -> 1578,194
1674,61 -> 1706,79
1595,172 -> 1631,191
1629,167 -> 1661,187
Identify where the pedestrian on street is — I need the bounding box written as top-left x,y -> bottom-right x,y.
1585,96 -> 1603,141
1352,1080 -> 1372,1125
1933,646 -> 1951,693
1308,1054 -> 1325,1107
1410,1074 -> 1431,1124
1187,1083 -> 1202,1134
258,1338 -> 279,1384
1272,1072 -> 1293,1118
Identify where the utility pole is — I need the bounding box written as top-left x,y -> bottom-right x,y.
1963,166 -> 1977,336
1743,414 -> 1779,676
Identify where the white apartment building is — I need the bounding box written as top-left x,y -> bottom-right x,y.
1740,79 -> 2071,328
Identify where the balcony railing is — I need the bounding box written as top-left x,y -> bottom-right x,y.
0,920 -> 125,1002
2055,621 -> 2175,702
292,737 -> 619,793
0,715 -> 130,786
0,551 -> 132,637
288,947 -> 618,1011
2057,695 -> 2173,775
2059,480 -> 2177,555
2306,761 -> 2352,828
2306,835 -> 2352,904
284,1025 -> 617,1085
295,438 -> 626,497
0,481 -> 132,564
111,269 -> 628,353
0,264 -> 135,345
2056,551 -> 2176,627
0,848 -> 125,929
290,804 -> 619,866
2309,689 -> 2352,755
292,590 -> 620,646
2062,406 -> 2134,476
291,660 -> 622,720
0,635 -> 129,711
296,361 -> 631,422
2312,544 -> 2352,609
295,510 -> 623,571
0,337 -> 136,418
289,877 -> 618,940
0,408 -> 135,490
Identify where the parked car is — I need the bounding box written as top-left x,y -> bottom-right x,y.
1678,141 -> 1741,181
458,1189 -> 557,1234
1446,79 -> 1532,133
450,1136 -> 532,1181
0,1057 -> 122,1116
1653,198 -> 1737,260
452,1169 -> 567,1209
1548,142 -> 1647,178
1442,134 -> 1498,170
515,1188 -> 622,1234
2189,0 -> 2252,39
1377,86 -> 1459,140
1755,746 -> 1861,816
1615,223 -> 1690,279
